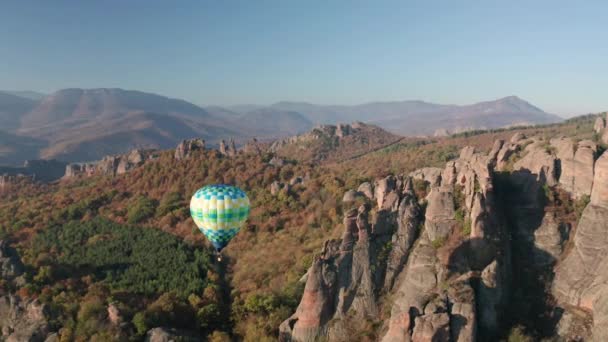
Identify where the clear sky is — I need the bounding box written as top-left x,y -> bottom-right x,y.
1,0 -> 607,116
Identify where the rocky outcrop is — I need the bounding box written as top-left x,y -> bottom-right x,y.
63,149 -> 152,179
594,116 -> 605,134
0,295 -> 50,342
553,151 -> 608,341
280,175 -> 423,341
270,123 -> 357,151
107,303 -> 123,326
283,141 -> 513,341
116,149 -> 145,174
550,137 -> 596,198
219,139 -> 237,157
174,138 -> 205,160
242,138 -> 263,155
357,182 -> 374,200
63,163 -> 96,179
281,131 -> 608,341
513,140 -> 558,186
144,327 -> 199,342
409,167 -> 442,187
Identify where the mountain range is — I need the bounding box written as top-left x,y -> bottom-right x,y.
0,88 -> 562,166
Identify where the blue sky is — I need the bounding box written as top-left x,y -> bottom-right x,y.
1,1 -> 607,116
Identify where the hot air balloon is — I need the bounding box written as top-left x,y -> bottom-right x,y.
190,184 -> 250,261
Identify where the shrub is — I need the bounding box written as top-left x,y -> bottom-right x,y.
507,325 -> 535,342
431,237 -> 446,249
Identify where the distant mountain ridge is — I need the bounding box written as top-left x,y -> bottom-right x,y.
265,95 -> 562,135
0,88 -> 562,166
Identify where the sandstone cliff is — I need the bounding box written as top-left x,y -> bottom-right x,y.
280,132 -> 608,341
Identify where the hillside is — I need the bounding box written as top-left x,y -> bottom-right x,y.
268,96 -> 562,135
234,108 -> 313,138
0,112 -> 606,341
0,130 -> 47,166
0,92 -> 39,132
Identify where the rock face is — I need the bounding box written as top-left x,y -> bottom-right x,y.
174,138 -> 205,160
280,176 -> 423,341
424,188 -> 455,242
551,137 -> 596,198
0,295 -> 50,342
553,151 -> 608,341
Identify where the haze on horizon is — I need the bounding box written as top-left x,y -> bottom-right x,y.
1,0 -> 607,117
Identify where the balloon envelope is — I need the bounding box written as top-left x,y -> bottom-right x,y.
190,184 -> 250,251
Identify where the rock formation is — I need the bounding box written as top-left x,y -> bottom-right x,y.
174,138 -> 205,160
0,295 -> 50,341
553,151 -> 608,341
219,139 -> 237,157
63,149 -> 153,179
281,138 -> 515,341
